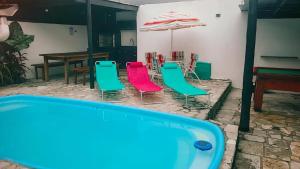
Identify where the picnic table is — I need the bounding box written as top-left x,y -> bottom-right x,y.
40,51 -> 109,84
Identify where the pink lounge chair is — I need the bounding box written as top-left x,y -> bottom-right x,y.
126,62 -> 163,102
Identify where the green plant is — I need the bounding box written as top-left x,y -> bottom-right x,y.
0,21 -> 34,86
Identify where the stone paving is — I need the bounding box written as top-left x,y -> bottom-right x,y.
4,76 -> 299,169
0,75 -> 234,169
213,89 -> 241,169
214,89 -> 300,169
0,76 -> 230,119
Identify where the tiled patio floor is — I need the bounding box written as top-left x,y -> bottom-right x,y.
4,77 -> 298,169
0,76 -> 235,169
0,76 -> 230,119
214,89 -> 300,169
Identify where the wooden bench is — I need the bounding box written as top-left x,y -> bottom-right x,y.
31,60 -> 83,80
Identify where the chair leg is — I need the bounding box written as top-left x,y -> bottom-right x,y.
83,72 -> 86,86
140,92 -> 143,102
117,64 -> 120,77
74,71 -> 78,84
183,69 -> 188,77
191,70 -> 201,82
101,90 -> 104,101
185,95 -> 188,106
42,67 -> 45,80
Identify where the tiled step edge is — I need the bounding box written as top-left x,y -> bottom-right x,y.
207,81 -> 232,119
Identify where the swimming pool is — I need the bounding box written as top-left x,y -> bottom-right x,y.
0,95 -> 224,169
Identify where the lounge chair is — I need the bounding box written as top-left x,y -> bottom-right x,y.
184,53 -> 201,82
171,51 -> 185,62
145,52 -> 160,80
126,62 -> 163,103
95,61 -> 125,101
161,62 -> 210,106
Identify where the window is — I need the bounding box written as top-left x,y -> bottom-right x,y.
121,30 -> 137,46
99,33 -> 114,47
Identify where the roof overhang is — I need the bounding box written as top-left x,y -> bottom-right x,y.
239,0 -> 300,19
1,0 -> 138,10
76,0 -> 138,11
1,0 -> 137,25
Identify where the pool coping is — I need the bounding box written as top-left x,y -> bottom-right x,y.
207,83 -> 239,169
0,79 -> 237,169
0,94 -> 227,169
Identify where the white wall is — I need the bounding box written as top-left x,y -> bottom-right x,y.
137,0 -> 247,88
255,19 -> 300,68
19,22 -> 88,79
137,0 -> 300,88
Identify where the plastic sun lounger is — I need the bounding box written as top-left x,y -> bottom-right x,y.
95,61 -> 125,101
161,62 -> 210,106
126,62 -> 163,103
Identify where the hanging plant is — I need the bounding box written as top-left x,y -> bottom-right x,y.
0,21 -> 34,86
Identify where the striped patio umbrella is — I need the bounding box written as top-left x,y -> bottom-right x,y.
140,11 -> 206,55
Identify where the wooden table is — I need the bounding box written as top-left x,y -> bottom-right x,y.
40,51 -> 109,84
253,67 -> 300,111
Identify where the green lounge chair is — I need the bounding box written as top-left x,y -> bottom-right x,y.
161,62 -> 210,106
95,61 -> 125,101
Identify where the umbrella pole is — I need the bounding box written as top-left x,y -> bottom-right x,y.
170,29 -> 173,57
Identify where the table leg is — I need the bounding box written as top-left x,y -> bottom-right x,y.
44,57 -> 49,81
42,67 -> 45,80
74,71 -> 78,84
34,67 -> 38,79
254,81 -> 264,112
64,59 -> 70,84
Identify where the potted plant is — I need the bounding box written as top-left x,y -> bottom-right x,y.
0,21 -> 34,86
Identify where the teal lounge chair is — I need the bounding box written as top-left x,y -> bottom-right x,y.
95,61 -> 125,101
161,62 -> 210,106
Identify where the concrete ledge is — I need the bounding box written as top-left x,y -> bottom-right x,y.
208,82 -> 232,119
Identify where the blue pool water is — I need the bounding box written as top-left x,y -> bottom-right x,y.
0,95 -> 224,169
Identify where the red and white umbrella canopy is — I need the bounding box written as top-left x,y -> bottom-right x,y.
140,11 -> 206,56
140,11 -> 206,31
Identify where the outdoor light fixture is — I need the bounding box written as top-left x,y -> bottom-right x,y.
0,4 -> 19,42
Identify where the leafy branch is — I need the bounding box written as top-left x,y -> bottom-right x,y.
0,21 -> 34,86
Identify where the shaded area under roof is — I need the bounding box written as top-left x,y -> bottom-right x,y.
107,0 -> 195,6
240,0 -> 300,18
1,0 -> 138,25
1,0 -> 138,10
